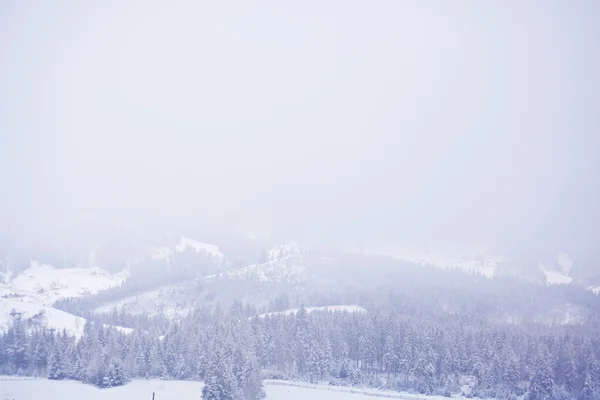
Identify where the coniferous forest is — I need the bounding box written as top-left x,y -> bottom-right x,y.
2,303 -> 600,400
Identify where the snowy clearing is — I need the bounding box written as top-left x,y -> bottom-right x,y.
541,268 -> 573,285
176,236 -> 225,260
0,377 -> 204,400
0,299 -> 132,338
265,381 -> 459,400
587,286 -> 600,295
0,378 -> 454,400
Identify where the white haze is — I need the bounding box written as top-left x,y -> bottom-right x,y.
1,2 -> 599,257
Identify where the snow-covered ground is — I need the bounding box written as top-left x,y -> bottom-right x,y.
175,236 -> 225,260
150,235 -> 226,263
265,380 -> 459,400
0,377 -> 203,400
0,261 -> 131,337
1,261 -> 128,306
0,378 -> 456,400
0,297 -> 133,338
258,305 -> 366,318
93,283 -> 194,318
587,285 -> 600,295
0,298 -> 87,337
541,267 -> 573,285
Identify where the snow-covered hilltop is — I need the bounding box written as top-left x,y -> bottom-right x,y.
0,260 -> 129,337
5,261 -> 129,306
150,235 -> 226,263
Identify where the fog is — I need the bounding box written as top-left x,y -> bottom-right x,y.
1,2 -> 599,254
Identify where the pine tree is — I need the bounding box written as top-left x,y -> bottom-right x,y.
202,342 -> 239,400
528,348 -> 554,400
48,343 -> 65,380
31,332 -> 48,375
581,372 -> 595,400
6,311 -> 28,372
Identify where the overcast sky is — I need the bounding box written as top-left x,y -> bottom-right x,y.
1,2 -> 599,252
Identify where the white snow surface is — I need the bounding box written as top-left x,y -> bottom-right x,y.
268,242 -> 307,261
258,305 -> 366,318
0,378 -> 462,400
0,298 -> 87,337
0,377 -> 204,400
150,236 -> 225,262
587,285 -> 600,295
265,380 -> 468,400
175,236 -> 224,260
93,283 -> 194,318
541,267 -> 573,285
6,261 -> 129,305
0,262 -> 131,337
0,298 -> 133,338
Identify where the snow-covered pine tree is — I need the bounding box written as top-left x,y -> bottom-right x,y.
202,341 -> 239,400
47,342 -> 65,380
31,330 -> 48,375
6,310 -> 28,373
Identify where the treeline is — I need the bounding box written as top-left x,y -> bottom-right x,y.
2,305 -> 600,400
0,308 -> 264,400
252,308 -> 600,400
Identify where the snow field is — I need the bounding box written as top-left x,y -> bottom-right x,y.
0,378 -> 204,400
0,378 -> 448,400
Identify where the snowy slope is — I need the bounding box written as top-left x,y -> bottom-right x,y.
587,286 -> 600,295
0,378 -> 204,400
541,268 -> 573,285
7,261 -> 129,305
0,298 -> 87,337
93,283 -> 195,318
0,377 -> 469,400
0,298 -> 133,338
150,235 -> 225,262
0,261 -> 130,337
539,253 -> 575,286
